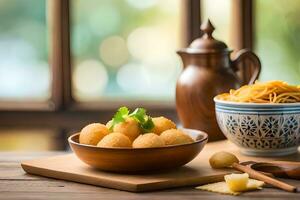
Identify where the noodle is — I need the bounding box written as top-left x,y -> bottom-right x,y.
216,81 -> 300,103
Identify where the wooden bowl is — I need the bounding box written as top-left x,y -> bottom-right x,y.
68,128 -> 208,173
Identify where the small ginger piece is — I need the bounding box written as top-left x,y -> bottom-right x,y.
224,173 -> 249,192
225,173 -> 264,192
196,173 -> 264,195
246,179 -> 265,190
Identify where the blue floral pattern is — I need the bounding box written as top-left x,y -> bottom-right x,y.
240,116 -> 257,136
225,115 -> 238,135
281,116 -> 298,136
261,116 -> 279,137
215,112 -> 300,151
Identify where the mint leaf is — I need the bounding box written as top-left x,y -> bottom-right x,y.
129,108 -> 146,123
129,107 -> 154,133
140,116 -> 154,132
109,106 -> 129,130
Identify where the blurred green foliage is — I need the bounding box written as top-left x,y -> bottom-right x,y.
256,0 -> 300,84
72,0 -> 176,60
2,0 -> 299,100
0,0 -> 48,60
71,0 -> 181,100
0,0 -> 49,99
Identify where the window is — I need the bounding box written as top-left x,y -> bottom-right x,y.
0,0 -> 49,100
71,0 -> 182,102
4,0 -> 294,150
0,0 -> 199,150
201,0 -> 232,46
255,0 -> 300,84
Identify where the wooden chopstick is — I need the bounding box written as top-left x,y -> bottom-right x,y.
232,162 -> 297,193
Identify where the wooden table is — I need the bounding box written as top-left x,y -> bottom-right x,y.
1,151 -> 300,200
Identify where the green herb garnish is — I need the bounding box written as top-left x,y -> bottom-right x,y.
109,107 -> 154,133
129,108 -> 154,133
109,106 -> 129,131
140,116 -> 155,132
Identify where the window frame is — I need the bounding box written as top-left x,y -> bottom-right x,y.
0,0 -> 253,149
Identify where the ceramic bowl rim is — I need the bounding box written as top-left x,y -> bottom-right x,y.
68,128 -> 208,151
214,96 -> 300,107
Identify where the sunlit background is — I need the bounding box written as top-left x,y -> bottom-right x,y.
71,0 -> 182,101
1,0 -> 300,150
0,0 -> 49,100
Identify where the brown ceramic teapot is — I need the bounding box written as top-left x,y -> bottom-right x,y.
176,20 -> 261,141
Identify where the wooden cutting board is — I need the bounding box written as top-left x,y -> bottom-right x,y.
21,140 -> 300,192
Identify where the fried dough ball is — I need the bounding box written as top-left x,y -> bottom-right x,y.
113,117 -> 141,141
79,123 -> 109,145
152,117 -> 176,135
133,133 -> 165,148
97,132 -> 131,148
160,129 -> 194,145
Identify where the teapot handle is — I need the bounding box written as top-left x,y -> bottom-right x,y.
232,49 -> 261,84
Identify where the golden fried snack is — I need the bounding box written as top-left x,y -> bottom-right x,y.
132,133 -> 165,148
79,123 -> 109,145
152,117 -> 176,135
97,132 -> 131,148
160,129 -> 194,145
113,117 -> 141,141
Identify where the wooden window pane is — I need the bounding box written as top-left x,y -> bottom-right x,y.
0,0 -> 50,100
70,0 -> 183,102
255,0 -> 300,84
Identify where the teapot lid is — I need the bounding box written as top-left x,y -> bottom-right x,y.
181,19 -> 230,54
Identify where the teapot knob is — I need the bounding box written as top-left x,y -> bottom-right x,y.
185,19 -> 228,52
200,19 -> 215,39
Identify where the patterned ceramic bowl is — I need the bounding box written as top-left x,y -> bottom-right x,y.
214,97 -> 300,156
